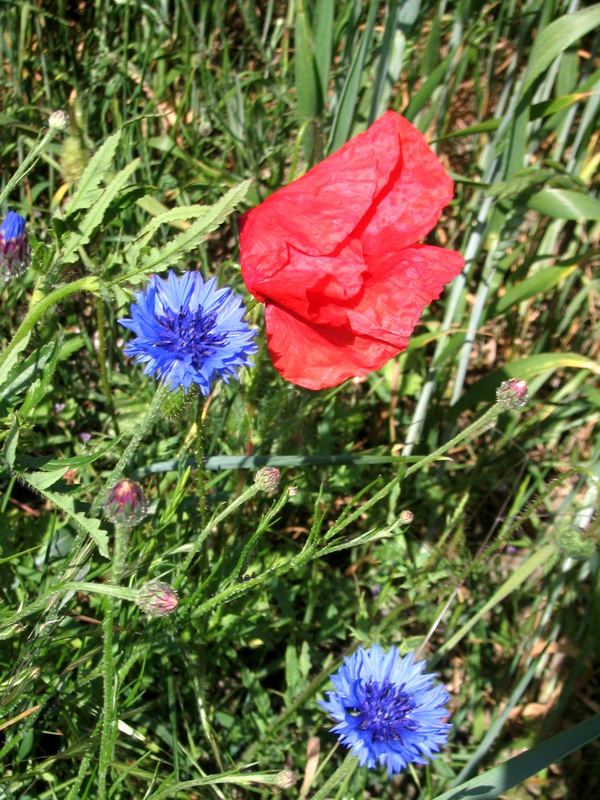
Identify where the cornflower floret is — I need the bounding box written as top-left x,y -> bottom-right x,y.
0,210 -> 31,281
320,644 -> 450,777
119,270 -> 257,394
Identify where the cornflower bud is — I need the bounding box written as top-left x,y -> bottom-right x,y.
0,210 -> 31,281
496,378 -> 528,409
48,110 -> 68,130
136,581 -> 179,616
276,768 -> 297,789
104,479 -> 147,528
399,509 -> 414,524
254,466 -> 280,493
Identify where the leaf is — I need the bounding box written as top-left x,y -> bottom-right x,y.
520,4 -> 600,97
492,265 -> 577,315
18,471 -> 109,558
66,130 -> 122,215
433,714 -> 600,800
61,158 -> 141,263
433,118 -> 501,142
0,339 -> 61,414
453,353 -> 600,413
527,188 -> 600,220
122,180 -> 253,281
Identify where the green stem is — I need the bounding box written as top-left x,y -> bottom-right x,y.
405,403 -> 501,477
196,398 -> 207,530
0,127 -> 58,209
98,525 -> 129,798
95,295 -> 120,435
175,484 -> 259,589
0,276 -> 99,375
311,753 -> 358,800
91,382 -> 168,516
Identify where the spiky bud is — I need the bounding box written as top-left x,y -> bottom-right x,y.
104,479 -> 147,528
0,210 -> 30,281
48,110 -> 68,130
254,466 -> 280,493
496,378 -> 528,409
136,581 -> 179,616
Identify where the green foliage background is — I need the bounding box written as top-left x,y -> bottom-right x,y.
0,1 -> 599,798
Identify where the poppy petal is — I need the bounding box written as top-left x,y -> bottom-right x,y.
359,115 -> 455,257
264,305 -> 400,391
240,112 -> 402,298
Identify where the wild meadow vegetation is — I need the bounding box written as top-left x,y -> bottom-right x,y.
1,1 -> 599,797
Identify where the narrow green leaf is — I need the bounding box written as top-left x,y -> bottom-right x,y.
434,714 -> 600,800
527,188 -> 600,220
520,4 -> 600,97
492,265 -> 577,315
530,91 -> 599,120
433,118 -> 501,142
328,0 -> 379,152
404,51 -> 454,121
295,0 -> 319,159
66,130 -> 122,215
314,0 -> 334,106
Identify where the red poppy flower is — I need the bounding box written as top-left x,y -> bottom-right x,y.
240,111 -> 463,390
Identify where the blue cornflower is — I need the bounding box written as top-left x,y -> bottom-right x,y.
119,270 -> 257,394
320,645 -> 450,777
0,210 -> 31,281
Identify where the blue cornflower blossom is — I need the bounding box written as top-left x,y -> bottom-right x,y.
119,270 -> 257,395
0,210 -> 31,281
320,645 -> 450,777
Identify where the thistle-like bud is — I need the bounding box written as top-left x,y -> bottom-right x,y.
104,479 -> 147,528
136,581 -> 179,616
254,466 -> 280,493
48,110 -> 68,130
275,768 -> 297,790
0,210 -> 31,281
399,509 -> 414,524
496,378 -> 528,409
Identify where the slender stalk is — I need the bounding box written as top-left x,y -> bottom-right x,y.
0,127 -> 58,209
0,276 -> 100,375
95,295 -> 120,435
311,753 -> 358,800
196,397 -> 207,530
91,382 -> 168,516
98,525 -> 129,799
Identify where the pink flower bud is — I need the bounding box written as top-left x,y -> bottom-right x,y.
496,378 -> 528,409
254,466 -> 281,493
136,581 -> 179,616
104,479 -> 147,528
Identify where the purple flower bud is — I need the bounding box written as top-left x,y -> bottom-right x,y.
254,466 -> 280,493
496,378 -> 528,409
0,211 -> 31,281
136,581 -> 179,616
104,479 -> 147,528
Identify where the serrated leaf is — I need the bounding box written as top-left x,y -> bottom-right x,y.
62,158 -> 141,264
121,179 -> 252,283
66,130 -> 122,215
135,204 -> 222,249
18,471 -> 109,558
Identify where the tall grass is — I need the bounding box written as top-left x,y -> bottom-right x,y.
0,1 -> 599,797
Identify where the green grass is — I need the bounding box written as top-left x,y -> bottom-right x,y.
1,1 -> 599,798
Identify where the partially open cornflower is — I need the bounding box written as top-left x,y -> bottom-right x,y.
119,270 -> 257,395
104,479 -> 147,528
320,645 -> 450,777
0,210 -> 31,281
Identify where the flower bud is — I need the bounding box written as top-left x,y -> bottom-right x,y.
104,479 -> 147,528
496,378 -> 528,409
48,110 -> 68,130
399,509 -> 414,524
136,581 -> 179,616
0,210 -> 31,281
254,466 -> 280,493
276,768 -> 297,789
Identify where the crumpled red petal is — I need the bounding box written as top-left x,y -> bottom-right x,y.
359,114 -> 455,257
240,112 -> 401,298
263,245 -> 463,390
